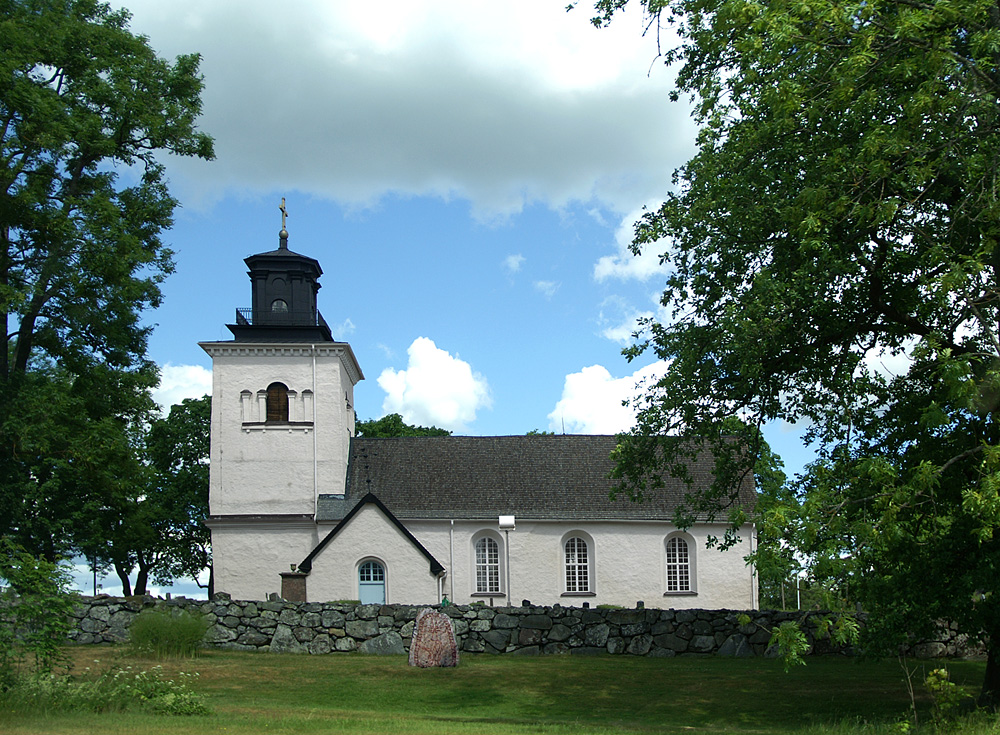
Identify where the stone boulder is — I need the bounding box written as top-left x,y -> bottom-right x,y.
409,608 -> 459,667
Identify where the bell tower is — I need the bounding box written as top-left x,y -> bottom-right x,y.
201,200 -> 364,600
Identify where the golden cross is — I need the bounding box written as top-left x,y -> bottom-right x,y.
279,197 -> 289,229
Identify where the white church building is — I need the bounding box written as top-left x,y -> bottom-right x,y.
201,223 -> 758,609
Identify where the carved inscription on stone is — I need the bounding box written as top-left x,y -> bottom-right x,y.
408,608 -> 459,668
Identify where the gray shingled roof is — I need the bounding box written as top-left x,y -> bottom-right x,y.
315,435 -> 755,522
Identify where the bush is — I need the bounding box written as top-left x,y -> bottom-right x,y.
2,664 -> 209,715
924,668 -> 974,724
0,540 -> 77,686
128,608 -> 209,659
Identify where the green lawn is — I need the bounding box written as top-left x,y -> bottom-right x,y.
1,647 -> 996,734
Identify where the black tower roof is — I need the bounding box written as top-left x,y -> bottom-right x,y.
227,220 -> 334,342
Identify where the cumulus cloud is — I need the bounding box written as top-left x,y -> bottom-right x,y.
153,364 -> 213,412
113,0 -> 693,218
503,254 -> 526,274
377,337 -> 492,432
594,205 -> 671,282
548,361 -> 667,434
601,315 -> 647,344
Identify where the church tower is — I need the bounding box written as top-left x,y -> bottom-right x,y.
201,202 -> 363,601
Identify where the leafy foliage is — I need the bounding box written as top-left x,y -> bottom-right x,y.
924,668 -> 974,724
2,664 -> 209,715
356,413 -> 452,437
593,0 -> 1000,706
0,0 -> 213,562
0,540 -> 77,687
72,396 -> 211,597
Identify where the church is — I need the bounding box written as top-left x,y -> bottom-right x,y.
201,217 -> 758,609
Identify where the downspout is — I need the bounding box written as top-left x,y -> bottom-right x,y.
449,520 -> 455,602
312,344 -> 318,518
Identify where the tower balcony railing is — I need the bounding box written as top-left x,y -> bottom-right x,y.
235,308 -> 330,330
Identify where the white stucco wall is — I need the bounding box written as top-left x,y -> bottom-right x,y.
305,504 -> 441,603
298,516 -> 756,609
201,342 -> 360,517
201,341 -> 361,601
209,520 -> 320,602
401,519 -> 756,609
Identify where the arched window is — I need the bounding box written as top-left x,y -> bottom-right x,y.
271,298 -> 288,312
474,536 -> 501,594
266,382 -> 289,422
564,536 -> 590,593
666,535 -> 692,592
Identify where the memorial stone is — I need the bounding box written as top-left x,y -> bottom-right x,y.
408,608 -> 459,667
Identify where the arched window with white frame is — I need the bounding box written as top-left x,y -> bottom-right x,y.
564,536 -> 590,593
561,530 -> 595,596
474,535 -> 502,595
665,533 -> 696,594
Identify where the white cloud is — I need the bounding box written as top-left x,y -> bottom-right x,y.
377,337 -> 492,432
862,342 -> 915,380
594,205 -> 671,282
113,0 -> 693,218
153,364 -> 212,411
601,314 -> 649,344
597,293 -> 672,344
548,361 -> 667,434
332,318 -> 356,341
534,280 -> 560,299
503,254 -> 526,274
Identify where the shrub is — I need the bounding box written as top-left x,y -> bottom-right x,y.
924,667 -> 973,723
128,607 -> 209,659
0,540 -> 77,687
2,664 -> 209,715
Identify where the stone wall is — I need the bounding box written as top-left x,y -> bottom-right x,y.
67,595 -> 977,658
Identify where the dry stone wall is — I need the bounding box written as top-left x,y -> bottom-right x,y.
67,595 -> 977,658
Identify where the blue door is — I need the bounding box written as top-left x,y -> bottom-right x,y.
358,561 -> 385,604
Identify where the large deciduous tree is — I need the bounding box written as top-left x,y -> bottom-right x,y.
593,0 -> 1000,706
0,0 -> 213,559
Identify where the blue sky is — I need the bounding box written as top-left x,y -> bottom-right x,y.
72,0 -> 815,598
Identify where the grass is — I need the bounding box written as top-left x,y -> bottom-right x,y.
0,646 -> 997,734
128,608 -> 210,659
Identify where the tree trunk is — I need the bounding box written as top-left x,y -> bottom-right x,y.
133,551 -> 149,596
113,559 -> 132,597
133,568 -> 148,596
979,641 -> 1000,710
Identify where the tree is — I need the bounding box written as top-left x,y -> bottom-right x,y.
593,0 -> 1000,706
0,362 -> 154,563
144,396 -> 212,595
0,0 -> 214,560
356,413 -> 451,438
78,395 -> 211,597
